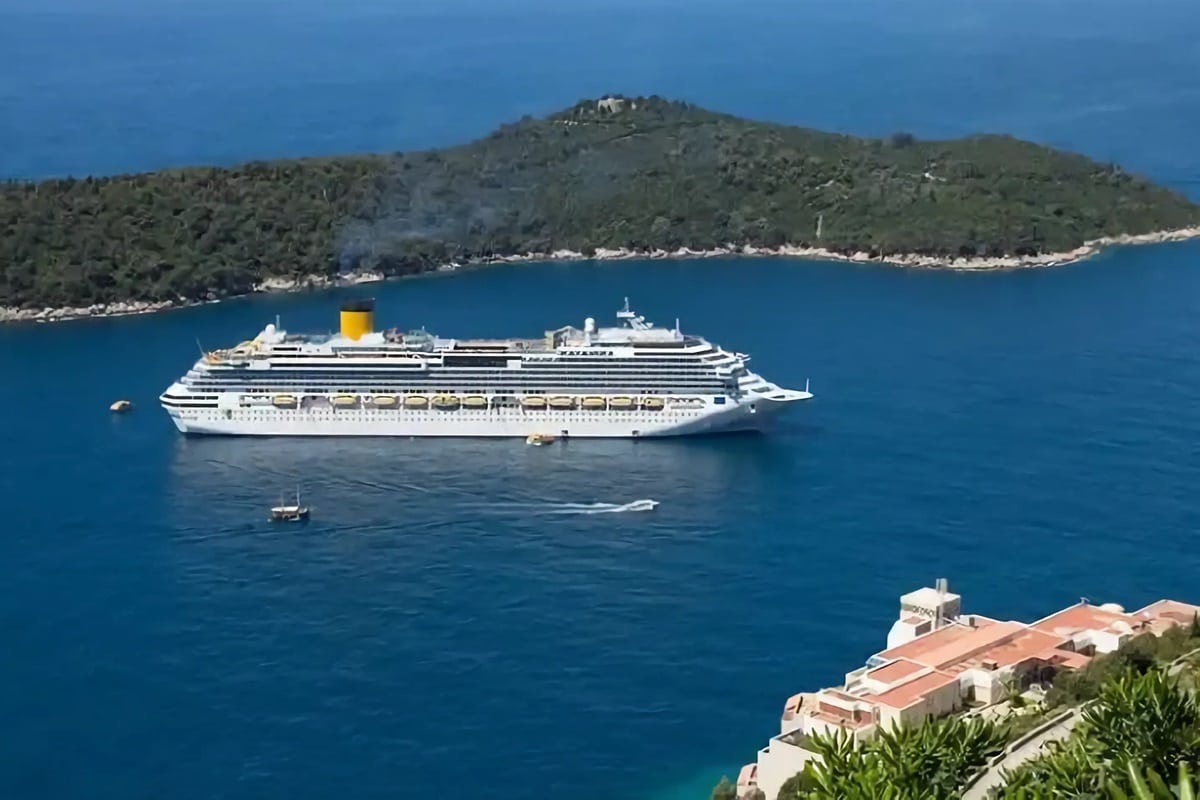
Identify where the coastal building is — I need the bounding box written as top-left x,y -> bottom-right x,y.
738,581 -> 1200,800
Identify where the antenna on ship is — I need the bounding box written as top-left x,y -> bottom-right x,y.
617,297 -> 640,326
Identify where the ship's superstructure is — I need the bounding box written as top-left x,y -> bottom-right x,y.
160,299 -> 811,437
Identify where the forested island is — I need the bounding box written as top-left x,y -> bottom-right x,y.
3,95 -> 1199,319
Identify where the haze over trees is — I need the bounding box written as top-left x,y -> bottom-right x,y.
3,95 -> 1198,310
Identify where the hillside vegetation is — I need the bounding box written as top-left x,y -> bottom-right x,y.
713,624 -> 1200,800
3,95 -> 1198,310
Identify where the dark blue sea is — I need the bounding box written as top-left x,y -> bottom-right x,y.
3,1 -> 1200,798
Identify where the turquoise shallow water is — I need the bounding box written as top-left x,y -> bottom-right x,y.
2,0 -> 1200,798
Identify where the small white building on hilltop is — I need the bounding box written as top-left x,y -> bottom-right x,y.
738,580 -> 1200,800
596,96 -> 635,114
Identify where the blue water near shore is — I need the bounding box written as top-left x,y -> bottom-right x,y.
3,1 -> 1200,799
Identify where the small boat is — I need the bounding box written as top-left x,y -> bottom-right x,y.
521,396 -> 547,409
404,395 -> 429,409
623,499 -> 659,512
432,394 -> 460,409
272,394 -> 297,408
526,433 -> 557,446
269,488 -> 310,522
463,395 -> 488,409
609,396 -> 634,409
642,397 -> 665,410
548,396 -> 575,409
582,397 -> 606,409
372,395 -> 398,408
109,399 -> 132,413
332,394 -> 358,407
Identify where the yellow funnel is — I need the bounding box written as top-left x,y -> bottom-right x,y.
340,299 -> 374,340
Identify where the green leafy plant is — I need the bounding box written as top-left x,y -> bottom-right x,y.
1108,762 -> 1195,800
773,716 -> 1005,799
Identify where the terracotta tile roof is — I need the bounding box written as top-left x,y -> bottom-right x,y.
946,628 -> 1067,673
868,669 -> 959,709
809,708 -> 875,729
1042,648 -> 1091,670
825,689 -> 868,705
1135,599 -> 1200,627
783,692 -> 820,719
875,619 -> 996,662
876,620 -> 1027,671
1031,603 -> 1143,638
866,658 -> 927,685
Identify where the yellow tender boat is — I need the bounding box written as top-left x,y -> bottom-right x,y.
526,433 -> 556,446
642,397 -> 665,410
332,394 -> 358,407
521,396 -> 547,409
404,396 -> 429,409
272,394 -> 297,408
609,396 -> 633,409
463,396 -> 488,409
373,395 -> 398,408
432,395 -> 460,409
548,396 -> 575,409
581,397 -> 606,409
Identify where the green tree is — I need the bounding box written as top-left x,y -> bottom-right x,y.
1000,670 -> 1200,798
3,97 -> 1198,312
1085,670 -> 1200,779
1109,762 -> 1196,800
774,716 -> 1005,799
711,776 -> 736,800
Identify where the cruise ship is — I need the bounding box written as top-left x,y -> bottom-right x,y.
159,299 -> 812,437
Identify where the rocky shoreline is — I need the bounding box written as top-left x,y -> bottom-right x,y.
3,226 -> 1197,325
457,225 -> 1200,272
0,271 -> 386,324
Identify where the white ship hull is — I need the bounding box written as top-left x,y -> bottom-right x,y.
164,396 -> 792,438
161,299 -> 813,439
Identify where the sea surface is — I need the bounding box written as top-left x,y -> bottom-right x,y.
2,1 -> 1200,799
